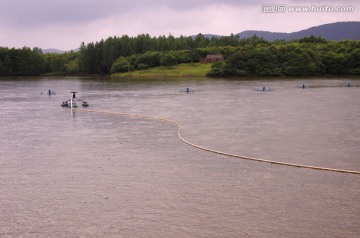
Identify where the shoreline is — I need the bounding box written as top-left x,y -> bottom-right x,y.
1,65 -> 359,81
1,74 -> 359,79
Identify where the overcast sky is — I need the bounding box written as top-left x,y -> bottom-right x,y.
0,0 -> 358,50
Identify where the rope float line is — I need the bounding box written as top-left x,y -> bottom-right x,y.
76,108 -> 360,175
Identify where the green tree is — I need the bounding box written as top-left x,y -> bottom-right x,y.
298,35 -> 327,44
110,57 -> 131,73
160,51 -> 177,66
134,51 -> 161,69
64,59 -> 80,74
346,48 -> 360,74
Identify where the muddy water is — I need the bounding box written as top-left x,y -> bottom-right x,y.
0,77 -> 359,237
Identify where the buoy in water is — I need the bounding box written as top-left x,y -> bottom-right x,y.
41,90 -> 55,95
297,84 -> 308,89
180,87 -> 193,93
256,86 -> 271,92
47,89 -> 56,95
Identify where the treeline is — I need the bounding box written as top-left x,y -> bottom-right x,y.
0,33 -> 246,76
0,47 -> 81,76
0,34 -> 359,77
79,33 -> 258,75
209,37 -> 360,76
80,34 -> 360,76
0,47 -> 46,75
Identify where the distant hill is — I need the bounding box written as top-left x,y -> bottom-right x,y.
194,22 -> 360,41
192,34 -> 220,39
46,22 -> 359,53
42,48 -> 79,54
42,48 -> 65,54
237,22 -> 360,41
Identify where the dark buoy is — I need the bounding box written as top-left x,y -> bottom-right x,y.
345,82 -> 354,87
82,101 -> 89,107
257,86 -> 270,92
42,89 -> 55,95
297,84 -> 308,89
47,89 -> 55,95
180,87 -> 193,93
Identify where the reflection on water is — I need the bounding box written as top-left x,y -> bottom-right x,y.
0,77 -> 359,237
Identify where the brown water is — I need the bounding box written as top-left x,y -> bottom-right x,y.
0,77 -> 359,237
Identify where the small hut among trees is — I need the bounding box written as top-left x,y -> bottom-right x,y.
200,54 -> 224,63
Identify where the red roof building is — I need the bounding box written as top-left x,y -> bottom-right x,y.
200,54 -> 224,63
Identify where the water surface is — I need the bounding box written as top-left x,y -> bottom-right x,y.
0,77 -> 359,237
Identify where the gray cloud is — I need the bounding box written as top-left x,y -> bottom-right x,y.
161,0 -> 260,11
0,0 -> 146,27
0,0 -> 358,49
0,0 -> 266,27
1,0 -> 354,27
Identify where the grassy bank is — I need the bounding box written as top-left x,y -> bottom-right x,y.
111,63 -> 211,78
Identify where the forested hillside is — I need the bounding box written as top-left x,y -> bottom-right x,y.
0,34 -> 359,77
0,47 -> 80,76
237,22 -> 360,41
208,37 -> 360,76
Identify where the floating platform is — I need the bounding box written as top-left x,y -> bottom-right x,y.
344,82 -> 355,87
61,92 -> 89,108
61,102 -> 78,108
